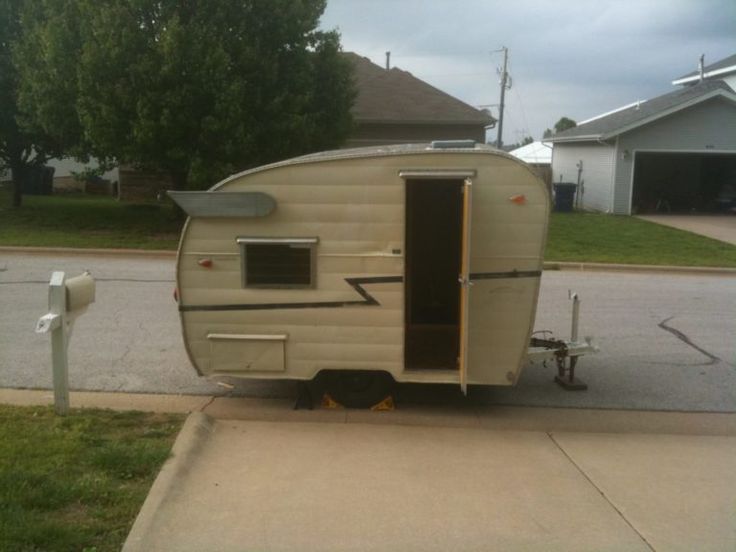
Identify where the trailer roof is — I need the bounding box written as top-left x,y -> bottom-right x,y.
212,143 -> 515,191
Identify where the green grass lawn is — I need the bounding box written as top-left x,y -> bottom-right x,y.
547,212 -> 736,267
2,187 -> 736,266
0,187 -> 181,250
0,405 -> 183,552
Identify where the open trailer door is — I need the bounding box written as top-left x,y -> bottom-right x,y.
458,178 -> 472,394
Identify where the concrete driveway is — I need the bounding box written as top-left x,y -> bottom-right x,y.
637,214 -> 736,245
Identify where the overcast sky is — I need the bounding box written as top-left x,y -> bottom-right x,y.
320,0 -> 736,144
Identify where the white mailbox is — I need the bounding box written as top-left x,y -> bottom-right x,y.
36,271 -> 96,415
65,272 -> 96,313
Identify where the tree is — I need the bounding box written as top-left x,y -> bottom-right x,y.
0,0 -> 62,208
18,0 -> 355,192
15,1 -> 88,160
504,135 -> 534,150
553,117 -> 577,134
542,117 -> 576,139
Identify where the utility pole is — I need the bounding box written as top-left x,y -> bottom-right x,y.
495,46 -> 511,149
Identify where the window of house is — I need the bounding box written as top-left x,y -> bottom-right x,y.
237,237 -> 317,288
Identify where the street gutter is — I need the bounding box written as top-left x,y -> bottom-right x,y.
0,245 -> 177,258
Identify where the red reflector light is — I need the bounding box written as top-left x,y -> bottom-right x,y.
509,194 -> 526,205
198,258 -> 213,268
173,287 -> 179,302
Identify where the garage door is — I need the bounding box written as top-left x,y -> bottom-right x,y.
632,152 -> 736,213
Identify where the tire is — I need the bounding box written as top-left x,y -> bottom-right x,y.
325,370 -> 394,409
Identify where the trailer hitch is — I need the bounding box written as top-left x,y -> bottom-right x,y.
527,291 -> 593,390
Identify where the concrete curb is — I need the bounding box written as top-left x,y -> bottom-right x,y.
0,245 -> 176,258
122,412 -> 215,552
543,261 -> 736,276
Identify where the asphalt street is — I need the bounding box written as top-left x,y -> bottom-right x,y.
1,251 -> 734,411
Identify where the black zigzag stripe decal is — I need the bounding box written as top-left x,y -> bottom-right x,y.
179,276 -> 403,312
179,270 -> 541,312
470,270 -> 542,280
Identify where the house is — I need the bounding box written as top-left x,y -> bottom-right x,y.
0,156 -> 118,196
344,52 -> 495,147
120,53 -> 496,199
46,157 -> 118,195
672,53 -> 736,90
549,54 -> 736,214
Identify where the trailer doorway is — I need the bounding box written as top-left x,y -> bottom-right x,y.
404,179 -> 464,370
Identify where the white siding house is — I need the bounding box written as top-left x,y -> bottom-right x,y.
672,53 -> 736,91
551,142 -> 616,212
550,69 -> 736,215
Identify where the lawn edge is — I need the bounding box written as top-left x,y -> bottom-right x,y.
544,261 -> 736,276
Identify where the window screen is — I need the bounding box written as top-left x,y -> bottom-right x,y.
237,238 -> 317,288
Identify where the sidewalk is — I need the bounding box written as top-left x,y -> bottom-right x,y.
2,389 -> 734,551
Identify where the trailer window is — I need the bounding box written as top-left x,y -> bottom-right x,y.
237,237 -> 317,288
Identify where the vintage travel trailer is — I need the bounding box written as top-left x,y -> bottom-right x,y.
170,142 -> 594,401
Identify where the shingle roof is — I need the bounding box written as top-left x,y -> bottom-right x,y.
344,52 -> 494,126
549,80 -> 736,142
674,53 -> 736,82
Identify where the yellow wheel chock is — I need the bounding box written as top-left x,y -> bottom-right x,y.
370,395 -> 395,411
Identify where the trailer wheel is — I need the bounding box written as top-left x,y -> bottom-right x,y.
326,370 -> 394,409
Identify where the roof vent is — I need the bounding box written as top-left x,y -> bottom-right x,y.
430,140 -> 476,149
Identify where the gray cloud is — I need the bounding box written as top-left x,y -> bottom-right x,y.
321,0 -> 736,142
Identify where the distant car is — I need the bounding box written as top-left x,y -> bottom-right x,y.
716,182 -> 736,213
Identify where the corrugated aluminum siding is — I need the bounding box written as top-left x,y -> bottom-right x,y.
177,151 -> 548,385
614,97 -> 736,214
551,143 -> 616,212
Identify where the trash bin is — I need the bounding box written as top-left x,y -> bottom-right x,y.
553,182 -> 577,212
22,165 -> 55,195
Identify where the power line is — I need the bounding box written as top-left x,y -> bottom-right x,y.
508,57 -> 532,141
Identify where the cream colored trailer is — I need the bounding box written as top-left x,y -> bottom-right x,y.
171,143 -> 573,393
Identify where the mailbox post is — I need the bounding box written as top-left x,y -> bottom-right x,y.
35,271 -> 96,415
